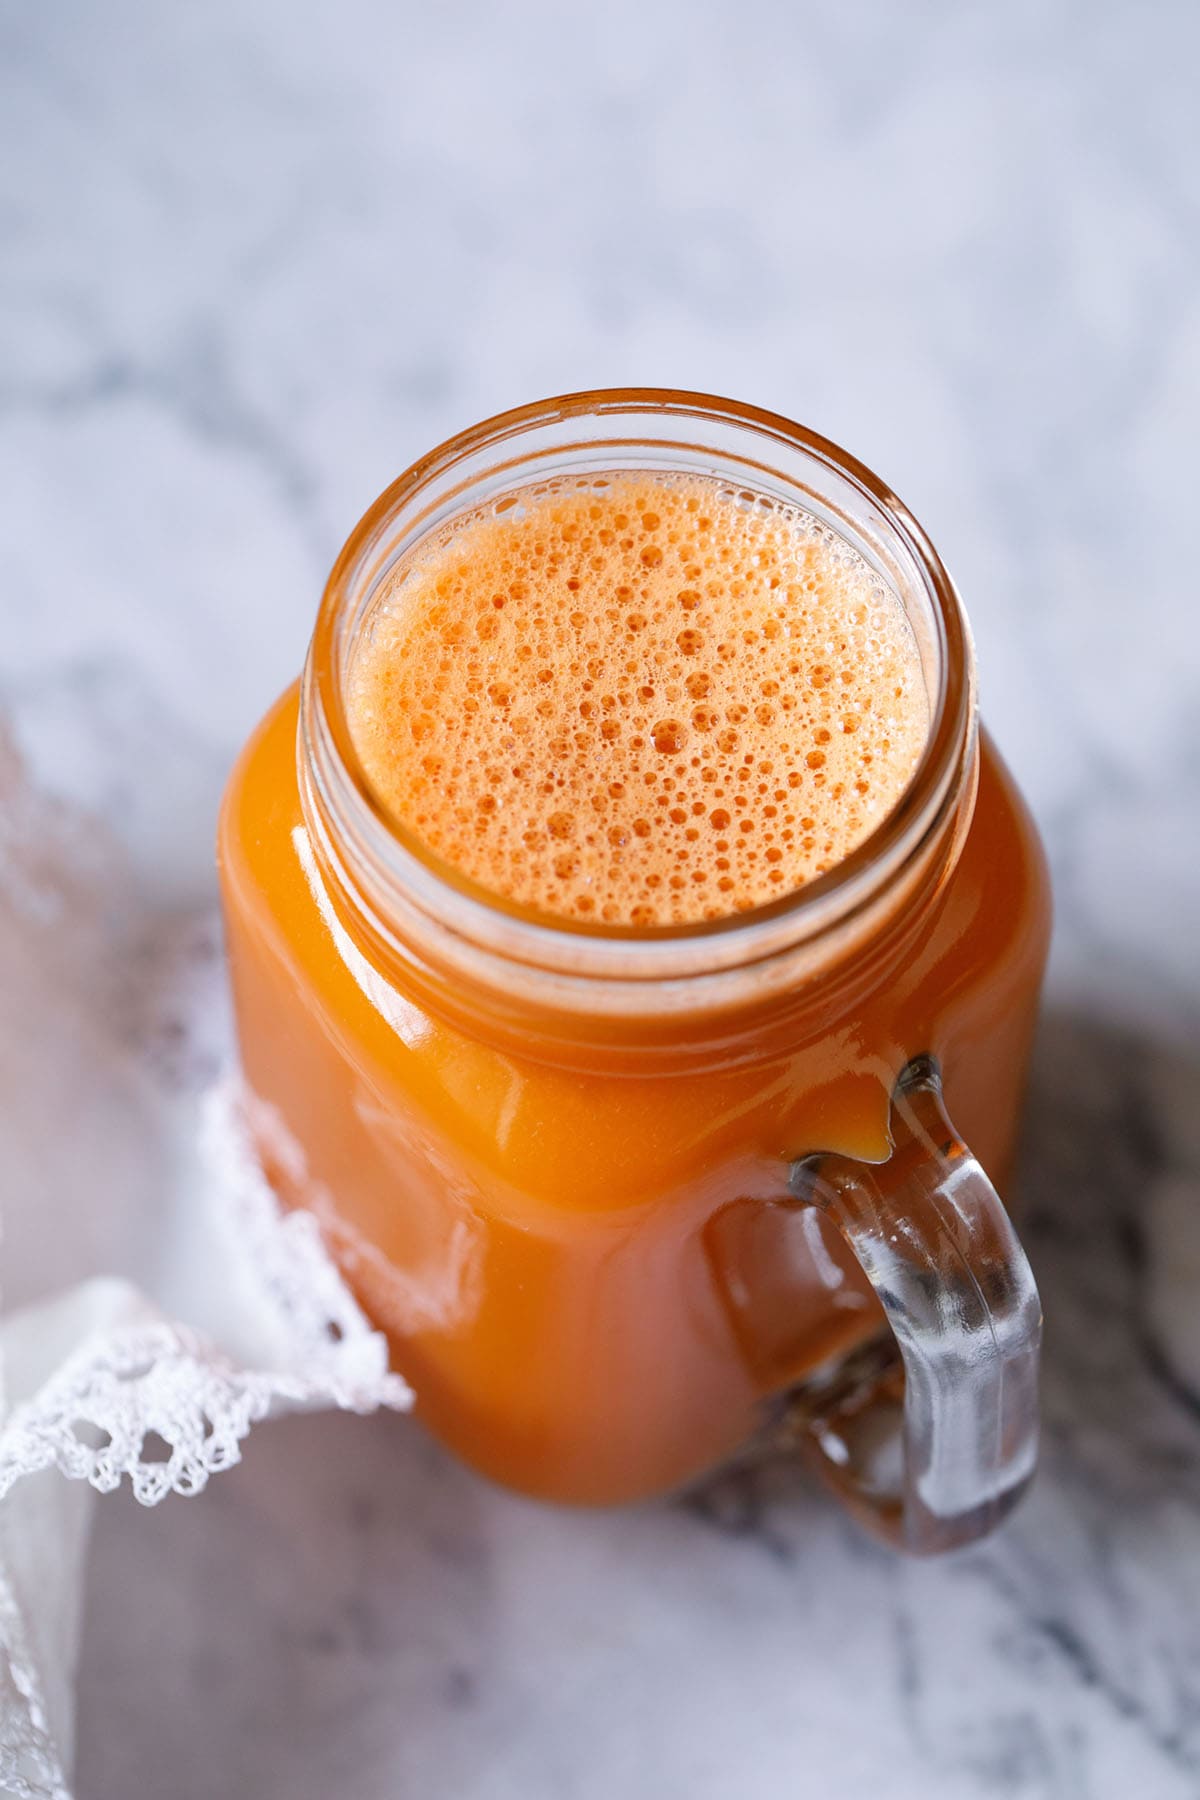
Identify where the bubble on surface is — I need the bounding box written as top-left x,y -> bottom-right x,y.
347,473 -> 929,924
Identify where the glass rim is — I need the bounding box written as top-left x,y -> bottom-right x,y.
301,388 -> 975,990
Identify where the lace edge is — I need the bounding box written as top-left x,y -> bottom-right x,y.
0,1555 -> 71,1800
0,1075 -> 414,1799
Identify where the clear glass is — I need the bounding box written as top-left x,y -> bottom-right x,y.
219,390 -> 1051,1551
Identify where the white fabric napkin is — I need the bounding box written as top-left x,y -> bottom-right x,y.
0,725 -> 410,1799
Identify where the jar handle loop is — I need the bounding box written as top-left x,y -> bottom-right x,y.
781,1056 -> 1042,1554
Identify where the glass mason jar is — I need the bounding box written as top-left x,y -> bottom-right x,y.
218,391 -> 1051,1553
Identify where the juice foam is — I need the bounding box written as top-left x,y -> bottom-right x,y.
347,472 -> 929,925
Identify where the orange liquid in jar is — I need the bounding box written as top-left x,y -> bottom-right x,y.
218,470 -> 1050,1505
347,473 -> 929,924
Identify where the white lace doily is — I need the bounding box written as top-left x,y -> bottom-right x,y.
0,1083 -> 412,1800
0,712 -> 414,1800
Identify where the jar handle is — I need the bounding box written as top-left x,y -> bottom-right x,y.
781,1056 -> 1041,1553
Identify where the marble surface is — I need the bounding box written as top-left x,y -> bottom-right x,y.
4,0 -> 1200,1794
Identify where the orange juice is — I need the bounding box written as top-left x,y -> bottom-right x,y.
347,472 -> 929,923
217,394 -> 1050,1506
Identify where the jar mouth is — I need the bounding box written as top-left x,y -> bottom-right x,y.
301,390 -> 975,1004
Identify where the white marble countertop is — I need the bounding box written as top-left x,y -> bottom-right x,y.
5,2 -> 1200,1795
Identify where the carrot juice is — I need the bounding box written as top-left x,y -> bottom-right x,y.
218,393 -> 1050,1514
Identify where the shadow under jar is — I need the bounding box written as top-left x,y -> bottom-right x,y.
218,391 -> 1051,1553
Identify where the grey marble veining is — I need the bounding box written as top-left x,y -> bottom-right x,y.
3,0 -> 1200,1795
